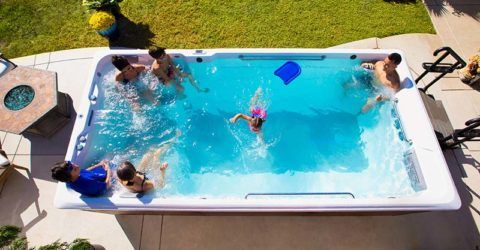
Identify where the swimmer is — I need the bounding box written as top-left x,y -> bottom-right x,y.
230,87 -> 267,133
360,53 -> 402,113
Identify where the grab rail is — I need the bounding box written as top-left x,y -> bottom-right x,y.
440,117 -> 480,148
244,192 -> 355,199
415,47 -> 466,92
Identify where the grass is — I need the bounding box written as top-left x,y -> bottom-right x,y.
0,0 -> 435,58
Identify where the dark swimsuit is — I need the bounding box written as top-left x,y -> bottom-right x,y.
157,57 -> 176,84
126,171 -> 149,192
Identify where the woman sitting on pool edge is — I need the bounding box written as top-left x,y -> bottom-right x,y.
116,129 -> 181,193
230,87 -> 267,133
148,46 -> 208,93
111,55 -> 157,110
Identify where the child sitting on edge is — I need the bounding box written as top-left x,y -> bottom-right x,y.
116,129 -> 181,193
230,87 -> 267,133
148,46 -> 208,93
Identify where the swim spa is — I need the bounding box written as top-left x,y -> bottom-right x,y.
55,49 -> 460,212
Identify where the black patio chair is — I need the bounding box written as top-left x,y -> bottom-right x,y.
416,47 -> 480,149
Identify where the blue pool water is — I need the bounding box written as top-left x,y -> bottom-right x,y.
82,55 -> 414,199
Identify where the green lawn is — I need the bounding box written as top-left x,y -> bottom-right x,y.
0,0 -> 435,58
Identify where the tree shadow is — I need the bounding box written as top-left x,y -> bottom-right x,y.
423,0 -> 480,21
108,13 -> 155,49
23,94 -> 77,181
440,149 -> 480,244
383,0 -> 417,3
0,168 -> 47,235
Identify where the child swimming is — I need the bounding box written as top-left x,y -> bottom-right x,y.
229,87 -> 267,133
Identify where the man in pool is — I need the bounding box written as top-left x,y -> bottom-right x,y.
360,53 -> 402,113
148,46 -> 208,93
51,160 -> 112,197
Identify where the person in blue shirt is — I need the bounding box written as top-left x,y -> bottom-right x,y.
51,160 -> 112,197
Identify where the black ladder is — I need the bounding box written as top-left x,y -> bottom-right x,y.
415,47 -> 466,93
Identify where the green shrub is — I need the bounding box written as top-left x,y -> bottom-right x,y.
37,240 -> 68,250
67,239 -> 94,250
9,236 -> 28,250
82,0 -> 123,10
0,225 -> 21,248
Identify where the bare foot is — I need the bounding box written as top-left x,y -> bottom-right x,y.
160,162 -> 168,171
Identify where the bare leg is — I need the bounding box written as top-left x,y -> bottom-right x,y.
361,94 -> 383,113
144,89 -> 158,105
158,162 -> 168,188
137,129 -> 181,173
249,87 -> 262,107
181,72 -> 208,92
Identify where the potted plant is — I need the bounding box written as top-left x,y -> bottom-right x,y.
459,53 -> 480,85
82,0 -> 123,15
89,11 -> 117,38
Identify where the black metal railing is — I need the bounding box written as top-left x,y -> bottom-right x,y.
440,117 -> 480,148
415,47 -> 466,92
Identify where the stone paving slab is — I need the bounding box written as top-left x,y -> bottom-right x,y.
425,2 -> 480,59
47,59 -> 94,111
2,133 -> 22,155
49,47 -> 105,62
11,55 -> 35,67
139,215 -> 162,250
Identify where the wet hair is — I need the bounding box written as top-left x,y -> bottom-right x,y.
251,117 -> 264,129
111,55 -> 131,71
51,161 -> 72,182
117,161 -> 136,181
388,53 -> 402,65
148,46 -> 167,59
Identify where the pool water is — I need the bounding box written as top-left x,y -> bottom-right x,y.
83,56 -> 414,199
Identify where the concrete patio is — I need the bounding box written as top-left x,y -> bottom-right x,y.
1,1 -> 480,249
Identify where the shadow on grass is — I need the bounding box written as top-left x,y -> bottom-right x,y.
108,13 -> 155,49
383,0 -> 417,3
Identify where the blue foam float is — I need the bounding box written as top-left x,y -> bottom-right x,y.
274,61 -> 301,85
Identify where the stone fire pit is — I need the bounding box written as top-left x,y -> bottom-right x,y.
0,66 -> 71,137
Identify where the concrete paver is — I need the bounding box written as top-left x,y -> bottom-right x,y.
2,133 -> 22,155
49,47 -> 105,62
425,2 -> 480,58
140,215 -> 162,250
47,59 -> 94,111
33,52 -> 51,66
11,55 -> 35,67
